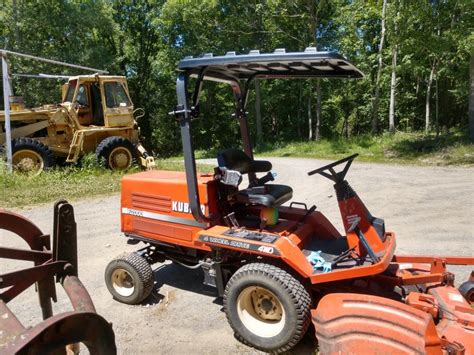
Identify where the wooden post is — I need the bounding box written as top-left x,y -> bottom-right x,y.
2,54 -> 13,173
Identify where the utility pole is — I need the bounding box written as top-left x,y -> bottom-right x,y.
2,54 -> 13,173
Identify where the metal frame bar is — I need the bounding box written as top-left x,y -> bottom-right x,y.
176,73 -> 209,223
0,49 -> 108,74
2,55 -> 12,172
231,80 -> 256,182
393,255 -> 474,265
13,73 -> 71,79
176,69 -> 260,222
0,202 -> 116,353
0,247 -> 51,262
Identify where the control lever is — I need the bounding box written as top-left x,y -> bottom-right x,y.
224,212 -> 239,229
348,224 -> 380,263
259,217 -> 267,232
330,246 -> 357,267
250,172 -> 276,188
286,205 -> 317,234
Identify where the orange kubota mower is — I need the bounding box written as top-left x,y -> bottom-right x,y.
105,49 -> 474,354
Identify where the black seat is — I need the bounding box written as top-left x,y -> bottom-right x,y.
217,149 -> 293,208
217,148 -> 271,174
234,184 -> 293,206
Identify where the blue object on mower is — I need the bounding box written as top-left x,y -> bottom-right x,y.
306,250 -> 332,273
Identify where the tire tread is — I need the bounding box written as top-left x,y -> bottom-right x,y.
95,136 -> 136,170
106,252 -> 154,304
12,137 -> 56,170
223,262 -> 311,353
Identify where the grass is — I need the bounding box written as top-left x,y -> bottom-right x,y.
254,131 -> 474,166
2,131 -> 471,209
0,154 -> 213,209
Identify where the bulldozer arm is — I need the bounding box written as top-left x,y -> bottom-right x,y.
0,120 -> 50,144
136,142 -> 155,170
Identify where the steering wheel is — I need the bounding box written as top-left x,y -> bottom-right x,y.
74,101 -> 89,110
307,153 -> 358,183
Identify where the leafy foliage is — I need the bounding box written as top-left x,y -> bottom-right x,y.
0,0 -> 471,157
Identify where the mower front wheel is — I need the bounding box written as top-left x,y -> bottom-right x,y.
224,263 -> 311,353
105,253 -> 154,304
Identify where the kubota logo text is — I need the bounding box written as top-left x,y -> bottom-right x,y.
172,201 -> 205,214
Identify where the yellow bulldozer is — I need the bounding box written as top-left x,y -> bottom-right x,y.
0,74 -> 155,173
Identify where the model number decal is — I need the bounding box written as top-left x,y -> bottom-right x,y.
125,208 -> 144,217
258,246 -> 274,254
199,235 -> 280,256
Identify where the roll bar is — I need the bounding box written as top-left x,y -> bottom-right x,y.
172,49 -> 364,223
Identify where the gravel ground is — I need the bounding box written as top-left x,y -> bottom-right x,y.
2,157 -> 473,354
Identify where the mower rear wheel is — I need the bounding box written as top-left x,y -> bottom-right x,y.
224,263 -> 311,353
105,253 -> 154,304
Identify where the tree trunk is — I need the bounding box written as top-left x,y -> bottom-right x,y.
372,0 -> 387,133
12,0 -> 20,46
425,62 -> 436,133
297,82 -> 302,138
315,79 -> 321,141
469,49 -> 474,140
308,82 -> 313,140
255,79 -> 262,145
389,43 -> 397,134
308,0 -> 322,141
272,112 -> 277,139
388,0 -> 399,134
435,77 -> 439,137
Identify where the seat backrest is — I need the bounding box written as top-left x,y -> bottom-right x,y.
217,149 -> 271,174
91,83 -> 104,125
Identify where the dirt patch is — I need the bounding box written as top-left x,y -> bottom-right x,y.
152,288 -> 176,316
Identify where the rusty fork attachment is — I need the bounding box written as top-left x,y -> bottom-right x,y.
0,201 -> 116,354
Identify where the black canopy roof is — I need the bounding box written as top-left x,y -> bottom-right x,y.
178,47 -> 364,83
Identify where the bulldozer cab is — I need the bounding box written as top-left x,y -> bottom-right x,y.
62,75 -> 134,128
172,48 -> 363,223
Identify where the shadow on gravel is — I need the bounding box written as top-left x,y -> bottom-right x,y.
150,262 -> 318,353
152,262 -> 216,298
281,327 -> 318,355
